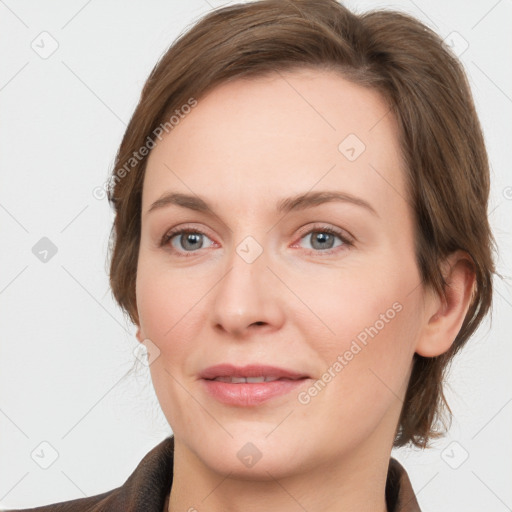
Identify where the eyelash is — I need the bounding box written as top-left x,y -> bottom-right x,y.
160,224 -> 353,257
291,225 -> 353,256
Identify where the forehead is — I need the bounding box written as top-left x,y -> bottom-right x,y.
143,68 -> 408,218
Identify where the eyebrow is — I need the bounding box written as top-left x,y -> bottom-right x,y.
147,190 -> 378,217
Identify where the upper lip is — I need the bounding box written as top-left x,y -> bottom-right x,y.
200,364 -> 309,380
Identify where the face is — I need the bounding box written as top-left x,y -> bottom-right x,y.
136,68 -> 429,478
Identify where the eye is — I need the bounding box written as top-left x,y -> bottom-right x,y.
293,225 -> 353,255
161,227 -> 215,256
160,224 -> 353,257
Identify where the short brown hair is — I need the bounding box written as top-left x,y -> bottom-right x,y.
107,0 -> 495,448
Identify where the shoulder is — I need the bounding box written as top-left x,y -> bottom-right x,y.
2,488 -> 121,512
3,436 -> 175,512
387,457 -> 422,512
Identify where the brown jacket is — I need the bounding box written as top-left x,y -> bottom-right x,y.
5,436 -> 421,511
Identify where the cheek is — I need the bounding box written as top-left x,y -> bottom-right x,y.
135,255 -> 222,390
136,260 -> 206,428
292,257 -> 417,353
294,294 -> 420,453
136,256 -> 206,343
295,254 -> 422,407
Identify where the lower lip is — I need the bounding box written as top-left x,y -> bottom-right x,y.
201,378 -> 309,406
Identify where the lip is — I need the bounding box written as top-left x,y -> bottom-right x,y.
200,363 -> 308,380
200,364 -> 310,406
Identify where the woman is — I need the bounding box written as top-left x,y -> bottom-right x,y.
7,0 -> 495,510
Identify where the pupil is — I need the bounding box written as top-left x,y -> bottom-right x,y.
313,232 -> 333,249
182,233 -> 202,250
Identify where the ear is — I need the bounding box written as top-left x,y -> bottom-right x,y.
135,326 -> 145,344
415,250 -> 476,357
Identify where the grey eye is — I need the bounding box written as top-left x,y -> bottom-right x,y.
170,231 -> 213,252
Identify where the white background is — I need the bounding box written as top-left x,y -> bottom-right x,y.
0,0 -> 511,510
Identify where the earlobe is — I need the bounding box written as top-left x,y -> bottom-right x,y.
415,251 -> 476,358
135,326 -> 145,343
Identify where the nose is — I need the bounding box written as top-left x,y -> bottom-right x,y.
209,240 -> 285,338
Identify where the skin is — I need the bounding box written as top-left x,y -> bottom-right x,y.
135,68 -> 475,512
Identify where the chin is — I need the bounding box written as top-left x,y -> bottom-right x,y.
183,427 -> 311,480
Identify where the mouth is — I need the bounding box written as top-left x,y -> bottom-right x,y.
199,363 -> 309,381
207,375 -> 298,383
199,364 -> 311,406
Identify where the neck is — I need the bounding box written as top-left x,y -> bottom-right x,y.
167,436 -> 391,512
